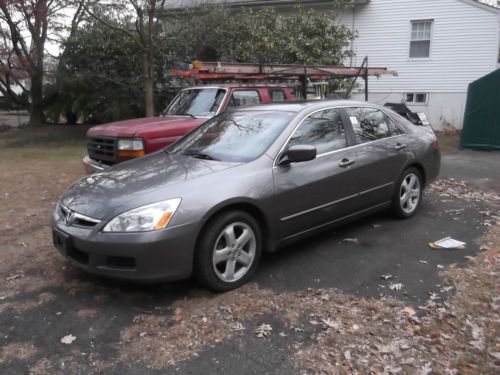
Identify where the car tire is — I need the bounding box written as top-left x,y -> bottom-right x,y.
391,167 -> 423,219
194,210 -> 262,292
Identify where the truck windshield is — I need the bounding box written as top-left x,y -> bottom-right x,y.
163,88 -> 226,118
169,111 -> 294,163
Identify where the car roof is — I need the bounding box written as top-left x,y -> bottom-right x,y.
183,84 -> 290,89
234,99 -> 383,113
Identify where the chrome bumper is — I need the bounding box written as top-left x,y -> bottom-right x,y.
82,155 -> 109,174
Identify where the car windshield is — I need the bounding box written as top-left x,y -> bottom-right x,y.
163,88 -> 226,118
169,111 -> 294,163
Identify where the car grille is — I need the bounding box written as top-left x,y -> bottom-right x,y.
59,205 -> 101,228
87,136 -> 117,161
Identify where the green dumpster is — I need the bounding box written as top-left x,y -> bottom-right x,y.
460,69 -> 500,151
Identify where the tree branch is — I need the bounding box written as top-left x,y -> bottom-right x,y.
78,0 -> 141,45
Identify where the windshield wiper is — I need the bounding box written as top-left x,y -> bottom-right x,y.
179,113 -> 197,119
183,151 -> 219,161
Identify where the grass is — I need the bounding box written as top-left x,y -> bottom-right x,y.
0,124 -> 91,160
0,124 -> 464,159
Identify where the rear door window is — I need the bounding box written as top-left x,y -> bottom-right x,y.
345,107 -> 397,144
269,89 -> 286,102
288,108 -> 347,155
228,90 -> 261,108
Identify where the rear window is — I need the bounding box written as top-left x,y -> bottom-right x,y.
269,89 -> 286,102
227,90 -> 261,108
383,107 -> 415,131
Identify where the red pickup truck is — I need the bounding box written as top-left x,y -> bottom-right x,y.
82,84 -> 294,173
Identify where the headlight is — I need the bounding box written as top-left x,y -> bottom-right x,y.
103,198 -> 181,232
117,138 -> 144,157
118,138 -> 144,151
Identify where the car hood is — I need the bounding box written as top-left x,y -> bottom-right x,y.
87,116 -> 206,138
61,152 -> 240,219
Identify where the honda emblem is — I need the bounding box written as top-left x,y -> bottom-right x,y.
65,211 -> 75,226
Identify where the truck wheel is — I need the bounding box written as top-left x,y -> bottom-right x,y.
194,211 -> 262,292
391,167 -> 423,219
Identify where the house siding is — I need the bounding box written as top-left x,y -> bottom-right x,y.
348,0 -> 499,93
340,0 -> 499,129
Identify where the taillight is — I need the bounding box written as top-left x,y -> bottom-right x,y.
432,139 -> 440,150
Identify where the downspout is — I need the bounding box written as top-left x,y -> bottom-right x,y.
350,6 -> 355,67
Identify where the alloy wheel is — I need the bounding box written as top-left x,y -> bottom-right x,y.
212,222 -> 257,283
399,172 -> 421,214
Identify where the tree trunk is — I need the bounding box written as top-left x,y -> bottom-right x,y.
144,2 -> 155,117
144,50 -> 154,117
29,69 -> 45,125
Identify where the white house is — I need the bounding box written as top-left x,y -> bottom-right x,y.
341,0 -> 500,130
164,0 -> 500,130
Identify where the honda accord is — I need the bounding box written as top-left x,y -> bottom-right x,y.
52,100 -> 440,291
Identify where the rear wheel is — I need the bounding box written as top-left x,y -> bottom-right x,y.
391,168 -> 423,218
194,211 -> 262,292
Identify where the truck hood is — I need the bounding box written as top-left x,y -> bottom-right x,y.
87,116 -> 206,138
61,151 -> 240,219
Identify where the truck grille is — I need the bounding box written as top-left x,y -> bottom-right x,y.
87,136 -> 117,161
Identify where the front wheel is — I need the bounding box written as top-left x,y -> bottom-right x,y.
391,168 -> 423,219
194,211 -> 262,292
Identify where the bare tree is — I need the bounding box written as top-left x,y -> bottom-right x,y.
81,0 -> 167,117
0,0 -> 83,124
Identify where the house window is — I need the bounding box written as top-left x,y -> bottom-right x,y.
405,93 -> 428,104
410,20 -> 433,58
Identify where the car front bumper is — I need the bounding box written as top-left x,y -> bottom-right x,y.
52,211 -> 198,283
82,155 -> 110,174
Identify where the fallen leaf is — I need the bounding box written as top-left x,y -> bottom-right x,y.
402,306 -> 416,316
489,351 -> 500,360
321,318 -> 341,330
419,362 -> 432,375
230,322 -> 245,331
389,283 -> 403,291
6,273 -> 24,281
254,323 -> 272,337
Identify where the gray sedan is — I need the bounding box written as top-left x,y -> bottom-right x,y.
52,100 -> 440,291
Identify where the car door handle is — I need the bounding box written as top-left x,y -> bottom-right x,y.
339,158 -> 355,168
394,143 -> 407,150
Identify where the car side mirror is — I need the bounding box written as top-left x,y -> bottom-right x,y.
279,145 -> 317,165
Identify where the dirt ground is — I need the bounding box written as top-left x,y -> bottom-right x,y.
0,125 -> 499,374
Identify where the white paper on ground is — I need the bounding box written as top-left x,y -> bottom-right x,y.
432,237 -> 466,249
